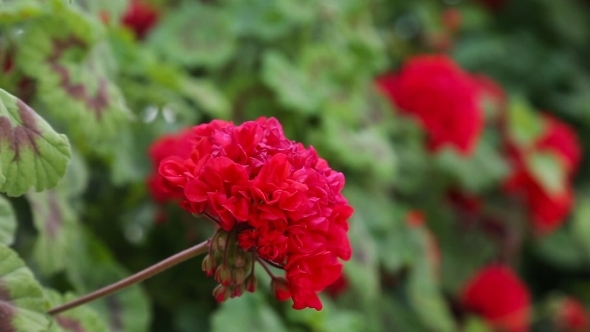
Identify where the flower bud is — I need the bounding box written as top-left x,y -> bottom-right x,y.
245,274 -> 257,293
213,284 -> 230,303
231,284 -> 245,299
234,250 -> 247,268
201,254 -> 216,276
232,267 -> 246,285
271,277 -> 291,301
211,230 -> 228,251
214,264 -> 232,286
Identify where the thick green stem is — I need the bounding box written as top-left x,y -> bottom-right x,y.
47,239 -> 211,316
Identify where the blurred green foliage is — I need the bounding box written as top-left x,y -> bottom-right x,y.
1,0 -> 590,331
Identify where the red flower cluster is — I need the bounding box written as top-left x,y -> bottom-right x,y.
504,115 -> 581,234
147,128 -> 194,204
121,0 -> 160,40
557,298 -> 589,332
159,117 -> 353,310
376,55 -> 483,156
460,265 -> 531,332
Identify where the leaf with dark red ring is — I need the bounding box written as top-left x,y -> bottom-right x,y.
64,233 -> 151,332
0,88 -> 71,197
27,189 -> 80,276
148,2 -> 236,68
45,289 -> 108,332
17,4 -> 132,144
0,245 -> 50,332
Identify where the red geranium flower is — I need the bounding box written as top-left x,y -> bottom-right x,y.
535,115 -> 581,177
503,114 -> 580,234
121,0 -> 160,40
460,265 -> 531,332
147,128 -> 195,204
376,55 -> 483,156
557,298 -> 589,332
159,117 -> 353,310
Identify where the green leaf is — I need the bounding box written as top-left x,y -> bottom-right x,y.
435,137 -> 509,192
344,214 -> 380,305
179,78 -> 231,119
286,298 -> 364,332
211,293 -> 289,332
507,97 -> 545,148
568,196 -> 590,264
312,119 -> 397,182
407,262 -> 457,332
0,0 -> 44,23
534,227 -> 585,269
226,0 -> 313,40
261,51 -> 324,113
17,5 -> 132,144
0,244 -> 50,332
463,316 -> 493,332
148,3 -> 236,68
0,195 -> 16,245
0,88 -> 71,197
525,152 -> 567,196
65,233 -> 151,332
46,289 -> 109,332
27,189 -> 80,276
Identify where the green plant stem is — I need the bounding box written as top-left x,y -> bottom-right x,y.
47,239 -> 211,316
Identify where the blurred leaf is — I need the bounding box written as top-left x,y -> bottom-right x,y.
149,2 -> 236,69
525,152 -> 567,196
0,0 -> 44,23
534,228 -> 585,269
0,195 -> 16,245
407,262 -> 456,332
463,316 -> 493,332
429,211 -> 495,293
262,51 -> 324,113
345,213 -> 380,306
0,88 -> 71,197
46,289 -> 109,332
570,195 -> 590,263
65,232 -> 151,332
0,244 -> 50,332
27,189 -> 80,276
434,137 -> 509,192
286,298 -> 364,332
18,5 -> 132,144
507,97 -> 545,148
312,119 -> 397,182
211,293 -> 289,332
226,0 -> 314,40
180,78 -> 231,119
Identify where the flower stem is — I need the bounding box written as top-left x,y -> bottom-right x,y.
47,239 -> 211,316
257,257 -> 278,280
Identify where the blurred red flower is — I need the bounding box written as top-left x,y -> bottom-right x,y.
460,264 -> 531,332
159,117 -> 353,310
477,0 -> 508,11
376,55 -> 483,156
504,114 -> 581,234
147,128 -> 194,204
557,298 -> 589,332
121,0 -> 160,40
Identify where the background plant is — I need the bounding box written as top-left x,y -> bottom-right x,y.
1,0 -> 590,331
